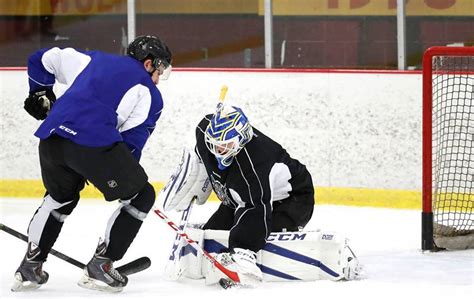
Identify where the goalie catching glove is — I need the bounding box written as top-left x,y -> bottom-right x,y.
24,89 -> 56,120
206,248 -> 263,287
159,148 -> 212,211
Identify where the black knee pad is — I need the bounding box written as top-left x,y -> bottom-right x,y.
130,182 -> 155,213
55,195 -> 80,216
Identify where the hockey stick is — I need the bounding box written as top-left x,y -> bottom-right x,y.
160,85 -> 233,282
168,198 -> 195,261
0,223 -> 151,276
164,198 -> 195,279
153,207 -> 241,283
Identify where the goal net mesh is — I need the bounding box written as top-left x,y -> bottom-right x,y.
431,54 -> 474,248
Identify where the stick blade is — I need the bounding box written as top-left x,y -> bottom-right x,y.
116,256 -> 151,276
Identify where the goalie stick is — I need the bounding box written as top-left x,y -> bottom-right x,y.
164,198 -> 195,279
153,207 -> 241,284
0,223 -> 151,276
159,85 -> 237,286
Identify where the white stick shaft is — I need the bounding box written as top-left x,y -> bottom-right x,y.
167,200 -> 194,261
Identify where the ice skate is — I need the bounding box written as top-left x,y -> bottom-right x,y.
11,242 -> 49,292
78,240 -> 128,292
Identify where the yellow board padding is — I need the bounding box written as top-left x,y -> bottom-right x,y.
0,179 -> 421,209
0,180 -> 166,199
315,187 -> 421,209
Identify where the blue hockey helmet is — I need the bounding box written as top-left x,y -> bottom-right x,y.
205,104 -> 254,170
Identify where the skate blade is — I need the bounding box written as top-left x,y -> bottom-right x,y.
77,275 -> 123,293
11,273 -> 42,292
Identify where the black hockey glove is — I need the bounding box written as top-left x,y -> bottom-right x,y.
24,89 -> 56,120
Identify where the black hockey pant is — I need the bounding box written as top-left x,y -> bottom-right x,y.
204,192 -> 314,251
28,135 -> 155,261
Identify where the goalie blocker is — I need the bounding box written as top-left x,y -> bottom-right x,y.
171,227 -> 361,284
158,148 -> 212,212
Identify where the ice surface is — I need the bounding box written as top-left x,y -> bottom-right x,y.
1,198 -> 472,299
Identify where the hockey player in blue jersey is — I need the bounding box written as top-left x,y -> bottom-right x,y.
12,35 -> 172,293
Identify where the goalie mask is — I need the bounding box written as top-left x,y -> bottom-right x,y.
205,104 -> 254,170
127,35 -> 173,79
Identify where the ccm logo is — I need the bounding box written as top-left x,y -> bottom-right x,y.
267,233 -> 306,241
59,125 -> 77,136
321,234 -> 334,240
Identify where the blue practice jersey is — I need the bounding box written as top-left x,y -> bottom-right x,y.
28,47 -> 164,160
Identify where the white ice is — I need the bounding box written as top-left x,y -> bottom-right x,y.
1,198 -> 472,299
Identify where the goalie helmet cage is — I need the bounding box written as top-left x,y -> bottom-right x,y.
422,46 -> 474,251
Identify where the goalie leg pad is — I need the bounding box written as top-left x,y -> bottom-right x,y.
180,229 -> 361,282
341,245 -> 361,280
165,226 -> 205,280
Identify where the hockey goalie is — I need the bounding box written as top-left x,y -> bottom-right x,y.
158,103 -> 361,287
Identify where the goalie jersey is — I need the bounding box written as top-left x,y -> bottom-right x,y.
195,115 -> 314,253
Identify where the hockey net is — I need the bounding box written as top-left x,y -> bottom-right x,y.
422,46 -> 474,250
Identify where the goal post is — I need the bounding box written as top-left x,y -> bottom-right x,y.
422,46 -> 474,251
